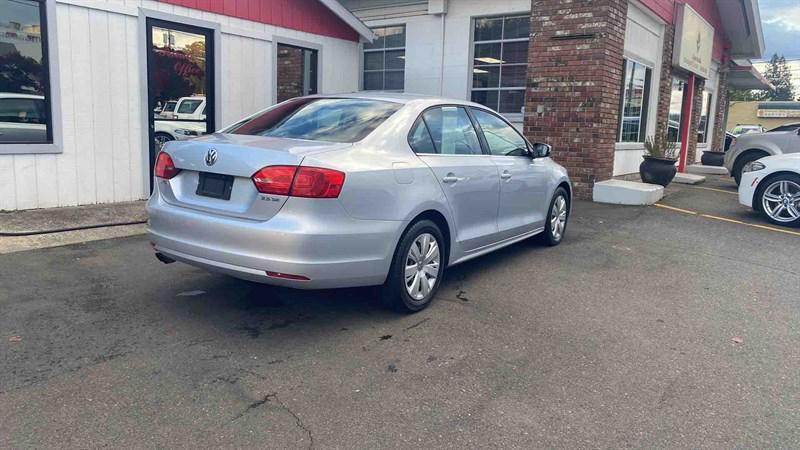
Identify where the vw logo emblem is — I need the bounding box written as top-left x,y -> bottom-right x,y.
205,148 -> 217,167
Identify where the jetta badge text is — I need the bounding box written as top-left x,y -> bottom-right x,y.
205,148 -> 218,167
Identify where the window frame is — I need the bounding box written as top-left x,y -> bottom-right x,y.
362,25 -> 406,92
469,13 -> 530,122
272,36 -> 322,104
406,104 -> 489,156
0,0 -> 62,155
616,58 -> 653,144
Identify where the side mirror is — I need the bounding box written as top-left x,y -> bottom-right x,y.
531,143 -> 552,158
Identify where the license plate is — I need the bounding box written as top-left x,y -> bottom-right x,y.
196,172 -> 234,200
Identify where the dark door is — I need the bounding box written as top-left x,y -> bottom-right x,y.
276,43 -> 318,103
146,18 -> 214,190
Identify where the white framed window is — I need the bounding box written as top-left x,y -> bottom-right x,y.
617,58 -> 653,143
0,0 -> 61,154
363,26 -> 405,92
470,15 -> 529,117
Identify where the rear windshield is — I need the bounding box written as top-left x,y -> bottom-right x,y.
225,98 -> 401,143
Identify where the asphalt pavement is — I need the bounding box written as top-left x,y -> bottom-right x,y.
1,181 -> 798,448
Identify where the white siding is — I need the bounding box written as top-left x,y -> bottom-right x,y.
354,0 -> 530,128
0,0 -> 360,210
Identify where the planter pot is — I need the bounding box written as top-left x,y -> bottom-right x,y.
640,156 -> 677,187
701,150 -> 725,167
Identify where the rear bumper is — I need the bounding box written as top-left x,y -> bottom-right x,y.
146,194 -> 404,289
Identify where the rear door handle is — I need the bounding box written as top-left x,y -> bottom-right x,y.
442,175 -> 465,183
500,171 -> 512,180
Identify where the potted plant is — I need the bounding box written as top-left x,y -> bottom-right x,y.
640,130 -> 679,187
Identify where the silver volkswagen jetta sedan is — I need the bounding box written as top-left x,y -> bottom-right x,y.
147,93 -> 571,312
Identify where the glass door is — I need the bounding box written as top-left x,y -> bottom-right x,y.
146,18 -> 214,190
276,43 -> 318,103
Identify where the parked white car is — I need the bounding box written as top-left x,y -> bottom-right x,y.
724,126 -> 800,185
738,153 -> 800,226
0,93 -> 47,143
153,120 -> 206,149
173,96 -> 206,120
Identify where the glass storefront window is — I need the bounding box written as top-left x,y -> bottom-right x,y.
363,26 -> 405,92
667,77 -> 687,143
471,15 -> 529,116
697,90 -> 712,144
617,59 -> 652,143
0,0 -> 52,144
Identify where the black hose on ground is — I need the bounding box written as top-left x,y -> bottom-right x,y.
0,220 -> 147,237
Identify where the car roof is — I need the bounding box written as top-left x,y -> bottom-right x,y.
310,91 -> 491,110
0,93 -> 44,100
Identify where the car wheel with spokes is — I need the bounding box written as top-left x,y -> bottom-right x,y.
381,220 -> 445,313
756,174 -> 800,227
538,187 -> 570,246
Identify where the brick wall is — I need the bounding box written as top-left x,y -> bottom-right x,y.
523,0 -> 628,200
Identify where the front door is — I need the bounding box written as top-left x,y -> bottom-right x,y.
146,18 -> 215,191
412,106 -> 501,251
470,108 -> 548,237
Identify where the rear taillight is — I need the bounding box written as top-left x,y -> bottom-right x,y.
251,165 -> 298,195
154,152 -> 180,179
251,166 -> 345,198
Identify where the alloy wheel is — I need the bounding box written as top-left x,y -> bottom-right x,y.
404,233 -> 440,302
550,195 -> 568,240
762,179 -> 800,223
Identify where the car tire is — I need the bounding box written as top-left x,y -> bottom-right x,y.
537,187 -> 570,246
754,173 -> 800,227
381,220 -> 445,313
154,132 -> 174,150
733,152 -> 767,186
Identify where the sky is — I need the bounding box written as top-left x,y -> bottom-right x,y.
755,0 -> 800,91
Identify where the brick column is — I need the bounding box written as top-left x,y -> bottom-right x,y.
710,62 -> 730,151
654,24 -> 676,139
524,0 -> 628,200
686,77 -> 705,164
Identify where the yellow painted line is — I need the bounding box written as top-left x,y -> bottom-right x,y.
655,203 -> 800,237
654,203 -> 697,215
699,214 -> 800,237
685,185 -> 738,195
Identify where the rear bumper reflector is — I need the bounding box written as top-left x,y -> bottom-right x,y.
266,271 -> 311,281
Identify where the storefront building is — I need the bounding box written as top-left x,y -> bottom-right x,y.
0,0 -> 372,210
344,0 -> 768,198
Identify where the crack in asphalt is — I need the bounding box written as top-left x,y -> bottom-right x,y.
231,392 -> 314,449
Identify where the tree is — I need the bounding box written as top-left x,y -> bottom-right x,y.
756,53 -> 795,101
729,89 -> 758,101
0,51 -> 45,94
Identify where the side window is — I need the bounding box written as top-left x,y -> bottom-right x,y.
471,109 -> 528,156
408,119 -> 436,154
421,106 -> 483,155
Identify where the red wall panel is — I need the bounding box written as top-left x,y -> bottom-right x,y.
157,0 -> 360,41
637,0 -> 726,62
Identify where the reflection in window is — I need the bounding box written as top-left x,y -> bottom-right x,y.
667,77 -> 686,143
276,44 -> 318,102
697,91 -> 712,144
0,0 -> 51,144
421,106 -> 482,155
471,15 -> 529,115
408,119 -> 436,154
363,26 -> 405,91
471,108 -> 527,156
618,59 -> 652,143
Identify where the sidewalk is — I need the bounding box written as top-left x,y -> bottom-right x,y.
0,201 -> 147,254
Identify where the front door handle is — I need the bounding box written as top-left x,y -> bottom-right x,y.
500,171 -> 512,180
442,174 -> 465,184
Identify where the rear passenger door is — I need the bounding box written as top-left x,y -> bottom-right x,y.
471,108 -> 548,237
410,106 -> 501,251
